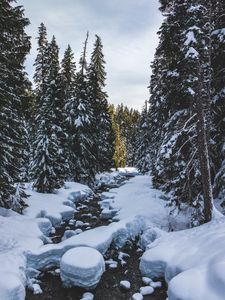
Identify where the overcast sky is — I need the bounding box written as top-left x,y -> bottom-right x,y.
19,0 -> 163,110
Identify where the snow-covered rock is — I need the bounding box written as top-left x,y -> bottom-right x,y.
150,281 -> 162,288
109,263 -> 118,269
75,220 -> 85,227
132,293 -> 143,300
100,208 -> 114,220
81,291 -> 94,300
62,230 -> 77,241
118,251 -> 130,265
60,247 -> 105,289
142,277 -> 152,285
120,280 -> 131,290
140,286 -> 154,295
32,283 -> 42,295
139,227 -> 164,250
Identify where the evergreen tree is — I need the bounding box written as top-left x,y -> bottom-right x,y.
109,105 -> 125,168
149,0 -> 214,222
66,33 -> 96,186
31,36 -> 67,192
136,102 -> 151,174
33,23 -> 48,96
0,0 -> 30,211
61,45 -> 77,179
211,1 -> 225,201
115,104 -> 140,166
88,35 -> 114,172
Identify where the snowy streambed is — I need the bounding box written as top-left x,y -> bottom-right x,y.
0,170 -> 178,300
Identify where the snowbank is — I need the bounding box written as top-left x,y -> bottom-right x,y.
0,182 -> 92,300
25,182 -> 92,227
140,217 -> 225,300
0,209 -> 51,300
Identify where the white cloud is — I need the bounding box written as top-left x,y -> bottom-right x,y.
19,0 -> 162,110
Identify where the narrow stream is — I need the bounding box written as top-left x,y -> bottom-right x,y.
26,179 -> 167,300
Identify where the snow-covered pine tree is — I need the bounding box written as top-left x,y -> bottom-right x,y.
149,0 -> 192,202
61,45 -> 77,179
211,0 -> 225,201
0,0 -> 31,211
136,101 -> 151,174
88,35 -> 114,172
33,23 -> 48,96
66,33 -> 96,186
32,36 -> 67,192
18,81 -> 35,182
180,0 -> 213,222
149,0 -> 214,222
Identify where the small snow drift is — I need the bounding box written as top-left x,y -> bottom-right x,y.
60,247 -> 105,289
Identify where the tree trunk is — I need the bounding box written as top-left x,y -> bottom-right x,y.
195,64 -> 214,222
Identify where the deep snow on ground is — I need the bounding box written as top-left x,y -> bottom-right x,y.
27,175 -> 169,272
140,216 -> 225,300
0,182 -> 92,300
1,169 -> 225,300
103,175 -> 169,228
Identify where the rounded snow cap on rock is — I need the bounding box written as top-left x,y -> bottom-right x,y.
60,247 -> 105,289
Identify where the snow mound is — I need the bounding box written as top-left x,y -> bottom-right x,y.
60,247 -> 105,289
140,217 -> 225,300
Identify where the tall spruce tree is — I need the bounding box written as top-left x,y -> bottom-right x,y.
0,0 -> 31,211
32,36 -> 67,192
88,35 -> 114,172
66,33 -> 96,186
33,23 -> 48,96
61,45 -> 77,179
